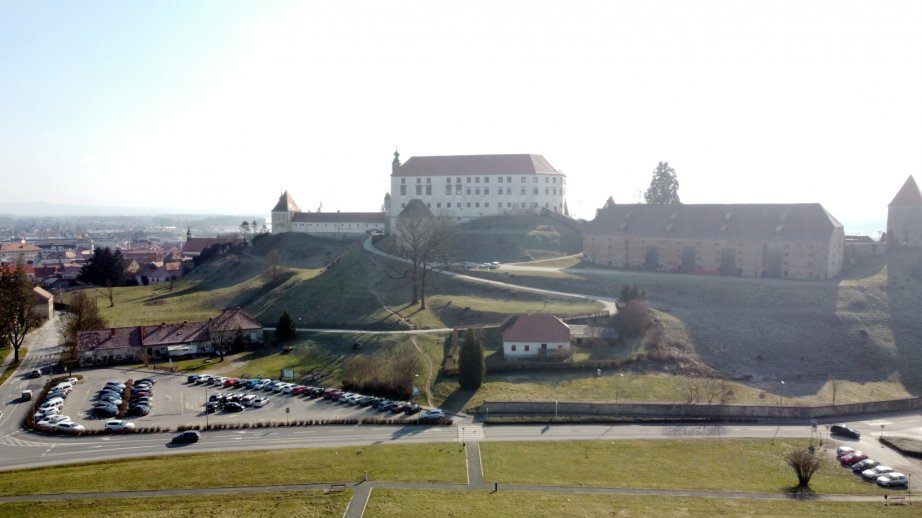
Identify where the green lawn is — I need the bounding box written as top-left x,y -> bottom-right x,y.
3,491 -> 351,517
0,346 -> 25,388
0,443 -> 466,496
480,439 -> 887,495
364,490 -> 914,518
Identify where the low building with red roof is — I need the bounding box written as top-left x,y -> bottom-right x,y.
501,314 -> 571,359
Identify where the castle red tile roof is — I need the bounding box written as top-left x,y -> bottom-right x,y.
502,314 -> 571,343
393,154 -> 562,177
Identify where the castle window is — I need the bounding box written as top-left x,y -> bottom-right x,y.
447,202 -> 451,208
484,177 -> 489,183
455,185 -> 462,195
475,188 -> 480,195
445,185 -> 452,195
417,178 -> 421,184
534,188 -> 539,195
425,185 -> 431,195
475,177 -> 480,184
456,177 -> 461,183
485,202 -> 489,207
446,177 -> 451,183
545,177 -> 549,183
553,177 -> 557,184
416,185 -> 422,195
484,188 -> 489,195
401,178 -> 406,184
507,202 -> 512,208
400,185 -> 406,195
545,188 -> 549,195
467,202 -> 471,208
466,188 -> 471,195
426,177 -> 431,184
521,177 -> 526,183
521,202 -> 526,208
507,176 -> 512,183
521,188 -> 526,195
506,188 -> 511,195
475,202 -> 480,208
467,177 -> 471,183
533,177 -> 538,183
498,176 -> 504,183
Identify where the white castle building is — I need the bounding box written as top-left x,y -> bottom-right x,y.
387,152 -> 568,229
271,191 -> 385,239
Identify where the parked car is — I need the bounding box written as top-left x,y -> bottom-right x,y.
188,374 -> 202,383
137,377 -> 157,385
92,406 -> 118,418
100,395 -> 123,405
105,420 -> 136,431
841,452 -> 868,465
29,369 -> 42,378
45,390 -> 69,400
38,415 -> 72,427
209,392 -> 227,402
877,473 -> 908,487
291,386 -> 307,396
862,466 -> 894,481
830,424 -> 861,439
195,375 -> 212,385
63,377 -> 79,384
105,382 -> 127,390
40,398 -> 64,410
224,402 -> 245,412
205,401 -> 223,413
358,396 -> 375,407
55,422 -> 86,432
851,459 -> 879,472
391,402 -> 408,413
836,446 -> 855,458
224,378 -> 239,388
53,382 -> 74,391
241,394 -> 257,406
171,431 -> 200,444
404,403 -> 422,415
127,404 -> 150,417
421,409 -> 445,420
308,387 -> 324,398
252,396 -> 269,407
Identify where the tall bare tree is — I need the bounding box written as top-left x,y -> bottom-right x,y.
58,290 -> 108,373
786,447 -> 822,489
391,200 -> 454,310
0,259 -> 40,363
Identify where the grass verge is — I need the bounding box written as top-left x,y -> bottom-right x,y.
364,489 -> 916,518
0,347 -> 25,388
0,443 -> 465,496
479,439 -> 889,495
3,490 -> 351,517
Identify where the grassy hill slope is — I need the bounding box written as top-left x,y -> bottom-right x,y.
449,214 -> 583,262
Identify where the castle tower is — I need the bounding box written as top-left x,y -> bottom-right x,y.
270,191 -> 301,235
887,175 -> 922,248
392,149 -> 401,175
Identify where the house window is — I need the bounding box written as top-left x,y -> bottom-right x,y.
507,176 -> 512,183
534,188 -> 539,195
446,177 -> 451,183
466,177 -> 471,183
447,202 -> 452,208
426,177 -> 431,184
475,202 -> 480,208
524,345 -> 530,351
553,177 -> 557,183
467,202 -> 471,207
436,203 -> 441,208
545,188 -> 549,195
511,344 -> 517,351
401,178 -> 406,184
456,177 -> 461,183
485,202 -> 489,207
533,177 -> 538,183
466,188 -> 472,195
400,185 -> 406,195
417,178 -> 421,184
521,177 -> 526,183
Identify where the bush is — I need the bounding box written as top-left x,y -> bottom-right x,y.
458,329 -> 485,389
275,311 -> 297,341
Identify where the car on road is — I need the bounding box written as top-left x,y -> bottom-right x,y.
224,402 -> 245,412
830,424 -> 861,439
877,473 -> 908,487
55,422 -> 86,432
29,369 -> 42,378
20,390 -> 33,402
105,420 -> 136,432
171,431 -> 200,444
861,466 -> 894,481
421,409 -> 445,420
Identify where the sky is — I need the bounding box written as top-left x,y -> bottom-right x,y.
1,1 -> 920,233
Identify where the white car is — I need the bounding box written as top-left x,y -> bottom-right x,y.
39,398 -> 64,410
34,408 -> 60,421
64,377 -> 79,384
861,466 -> 894,481
105,420 -> 136,431
38,415 -> 72,427
421,409 -> 445,419
54,382 -> 74,390
878,473 -> 908,487
281,383 -> 297,394
241,394 -> 257,406
252,396 -> 269,407
55,422 -> 86,432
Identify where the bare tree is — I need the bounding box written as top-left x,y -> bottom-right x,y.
0,260 -> 41,363
264,249 -> 286,282
786,447 -> 822,489
391,200 -> 455,309
58,290 -> 108,373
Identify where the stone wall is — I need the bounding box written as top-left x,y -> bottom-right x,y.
481,397 -> 922,420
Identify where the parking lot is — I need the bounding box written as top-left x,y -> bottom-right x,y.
32,367 -> 429,432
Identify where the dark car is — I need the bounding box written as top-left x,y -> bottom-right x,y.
205,401 -> 223,413
308,387 -> 324,398
224,402 -> 245,412
92,406 -> 118,418
171,431 -> 200,444
127,404 -> 151,417
137,377 -> 157,385
29,369 -> 42,379
830,424 -> 861,440
404,403 -> 422,415
390,402 -> 408,413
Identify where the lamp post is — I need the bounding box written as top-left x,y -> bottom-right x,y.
779,380 -> 785,406
204,384 -> 209,431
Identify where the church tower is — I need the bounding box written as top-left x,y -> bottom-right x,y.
887,175 -> 922,248
271,191 -> 301,235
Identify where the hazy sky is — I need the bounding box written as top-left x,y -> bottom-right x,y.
2,1 -> 920,231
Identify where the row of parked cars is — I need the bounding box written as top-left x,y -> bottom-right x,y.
836,446 -> 909,487
92,378 -> 156,418
188,373 -> 445,420
33,378 -> 85,431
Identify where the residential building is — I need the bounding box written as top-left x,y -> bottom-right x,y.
387,152 -> 568,229
583,203 -> 845,280
502,314 -> 572,359
0,242 -> 41,264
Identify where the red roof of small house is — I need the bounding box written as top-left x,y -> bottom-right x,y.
78,327 -> 143,352
139,322 -> 211,346
502,314 -> 571,343
182,237 -> 236,255
209,308 -> 263,332
0,242 -> 41,253
32,286 -> 53,301
1,263 -> 35,275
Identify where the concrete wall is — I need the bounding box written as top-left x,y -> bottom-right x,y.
481,397 -> 922,420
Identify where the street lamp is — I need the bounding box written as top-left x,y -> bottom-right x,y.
615,373 -> 624,402
204,384 -> 209,431
779,380 -> 785,406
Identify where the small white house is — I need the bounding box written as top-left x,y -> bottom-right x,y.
502,314 -> 571,359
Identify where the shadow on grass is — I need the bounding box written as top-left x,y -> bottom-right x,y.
783,485 -> 819,499
439,387 -> 477,413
